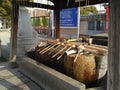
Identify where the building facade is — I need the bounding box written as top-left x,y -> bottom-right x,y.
80,13 -> 106,36
30,9 -> 106,38
61,13 -> 106,39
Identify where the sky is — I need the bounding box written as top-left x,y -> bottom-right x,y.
34,0 -> 47,4
34,0 -> 53,5
95,4 -> 105,11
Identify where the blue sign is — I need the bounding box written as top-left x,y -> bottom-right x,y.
60,8 -> 78,27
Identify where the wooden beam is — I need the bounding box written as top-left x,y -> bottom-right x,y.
54,10 -> 60,38
9,0 -> 19,65
107,0 -> 120,90
18,1 -> 54,10
56,0 -> 108,9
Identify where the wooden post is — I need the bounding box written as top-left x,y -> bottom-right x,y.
9,0 -> 19,67
0,40 -> 1,57
43,16 -> 46,35
54,9 -> 60,38
107,0 -> 120,90
38,17 -> 40,33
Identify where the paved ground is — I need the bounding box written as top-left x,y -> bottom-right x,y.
0,61 -> 42,90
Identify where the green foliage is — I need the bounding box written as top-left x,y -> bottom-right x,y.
0,0 -> 12,23
0,57 -> 8,63
80,6 -> 98,15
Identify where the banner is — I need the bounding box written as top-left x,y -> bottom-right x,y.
105,6 -> 109,31
60,8 -> 78,27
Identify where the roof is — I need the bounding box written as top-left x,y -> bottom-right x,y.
16,0 -> 108,10
50,0 -> 108,9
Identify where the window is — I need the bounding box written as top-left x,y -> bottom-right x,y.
96,20 -> 105,31
88,21 -> 95,30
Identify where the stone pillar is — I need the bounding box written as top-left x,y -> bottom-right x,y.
17,7 -> 38,58
107,0 -> 120,90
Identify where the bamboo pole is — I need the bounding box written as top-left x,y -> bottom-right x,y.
57,46 -> 72,60
52,46 -> 68,58
73,45 -> 84,62
39,44 -> 53,53
48,44 -> 61,55
41,44 -> 58,54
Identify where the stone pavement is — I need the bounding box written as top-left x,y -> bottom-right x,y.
0,61 -> 42,90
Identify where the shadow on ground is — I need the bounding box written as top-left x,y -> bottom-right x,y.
0,62 -> 42,90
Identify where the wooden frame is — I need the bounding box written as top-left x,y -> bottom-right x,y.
10,0 -> 120,90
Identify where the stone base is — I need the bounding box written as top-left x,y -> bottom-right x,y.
17,57 -> 85,90
9,62 -> 18,69
17,37 -> 38,58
